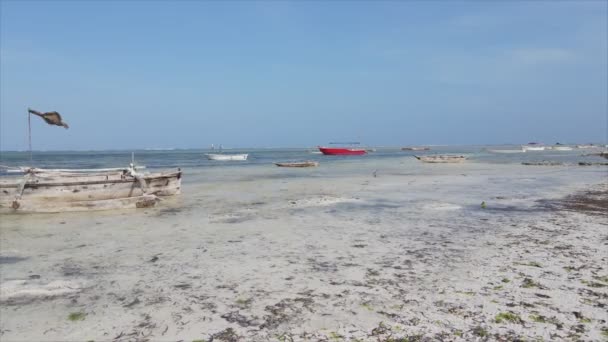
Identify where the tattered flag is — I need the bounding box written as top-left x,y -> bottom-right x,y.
28,108 -> 69,129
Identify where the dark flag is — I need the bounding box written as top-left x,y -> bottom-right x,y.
28,108 -> 69,129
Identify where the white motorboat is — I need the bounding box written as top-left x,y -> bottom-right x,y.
522,145 -> 545,151
205,153 -> 248,161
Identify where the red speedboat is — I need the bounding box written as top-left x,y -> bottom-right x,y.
318,147 -> 367,155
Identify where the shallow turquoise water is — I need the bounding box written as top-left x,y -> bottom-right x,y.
1,145 -> 604,174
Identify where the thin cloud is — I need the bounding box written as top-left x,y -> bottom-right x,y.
508,47 -> 576,65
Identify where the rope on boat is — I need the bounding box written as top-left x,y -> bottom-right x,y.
128,164 -> 148,194
11,174 -> 32,210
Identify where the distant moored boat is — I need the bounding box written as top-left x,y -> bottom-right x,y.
318,147 -> 366,156
275,161 -> 319,168
414,155 -> 467,163
551,146 -> 573,151
402,147 -> 430,151
523,145 -> 545,151
205,153 -> 248,161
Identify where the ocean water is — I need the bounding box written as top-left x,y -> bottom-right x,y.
1,146 -> 604,167
0,145 -> 605,182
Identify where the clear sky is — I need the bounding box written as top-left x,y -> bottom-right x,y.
1,1 -> 606,150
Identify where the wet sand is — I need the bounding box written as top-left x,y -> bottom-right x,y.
1,160 -> 607,341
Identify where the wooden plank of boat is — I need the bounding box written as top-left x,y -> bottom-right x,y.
414,155 -> 467,163
4,194 -> 159,213
275,161 -> 319,168
205,153 -> 248,161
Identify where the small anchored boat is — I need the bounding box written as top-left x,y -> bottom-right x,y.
522,142 -> 545,151
576,144 -> 597,149
275,161 -> 319,168
206,144 -> 248,161
318,147 -> 366,155
319,147 -> 367,156
205,153 -> 248,161
401,147 -> 430,151
318,142 -> 367,156
551,146 -> 573,151
414,155 -> 467,163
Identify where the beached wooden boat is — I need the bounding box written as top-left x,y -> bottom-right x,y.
275,161 -> 319,168
402,147 -> 430,151
414,155 -> 467,163
205,153 -> 248,161
0,167 -> 182,213
584,152 -> 608,159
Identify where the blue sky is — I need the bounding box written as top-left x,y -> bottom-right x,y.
1,1 -> 606,150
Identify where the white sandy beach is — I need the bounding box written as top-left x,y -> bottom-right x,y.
1,158 -> 607,341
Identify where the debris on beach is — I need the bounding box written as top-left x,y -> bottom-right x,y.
0,280 -> 84,305
578,162 -> 608,166
522,161 -> 567,166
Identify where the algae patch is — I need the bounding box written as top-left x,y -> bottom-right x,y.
68,312 -> 86,321
494,312 -> 523,324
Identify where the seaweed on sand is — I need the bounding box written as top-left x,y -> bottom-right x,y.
259,297 -> 314,330
521,278 -> 546,289
494,312 -> 523,324
68,312 -> 86,321
210,327 -> 240,342
234,297 -> 252,309
220,311 -> 259,327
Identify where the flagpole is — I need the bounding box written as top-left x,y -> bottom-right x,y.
28,109 -> 32,164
